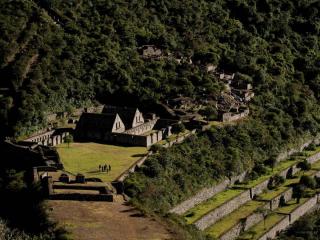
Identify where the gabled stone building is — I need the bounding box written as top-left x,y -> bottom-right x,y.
75,106 -> 172,147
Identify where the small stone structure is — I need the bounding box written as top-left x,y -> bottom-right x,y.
222,109 -> 250,122
24,128 -> 71,147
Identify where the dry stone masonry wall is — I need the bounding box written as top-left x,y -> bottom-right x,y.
170,136 -> 320,215
194,190 -> 251,230
169,171 -> 247,215
259,194 -> 320,240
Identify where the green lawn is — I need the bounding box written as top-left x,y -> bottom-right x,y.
57,142 -> 147,182
238,213 -> 285,240
183,188 -> 244,224
206,200 -> 265,238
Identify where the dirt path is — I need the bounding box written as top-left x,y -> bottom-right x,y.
47,200 -> 174,240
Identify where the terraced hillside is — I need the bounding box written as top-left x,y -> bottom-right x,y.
176,147 -> 320,239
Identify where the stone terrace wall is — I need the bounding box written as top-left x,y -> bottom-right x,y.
220,202 -> 269,240
289,195 -> 318,223
307,152 -> 320,164
277,135 -> 320,162
170,171 -> 247,214
258,215 -> 290,240
170,137 -> 319,215
194,190 -> 251,230
269,188 -> 293,211
220,188 -> 295,240
259,194 -> 320,240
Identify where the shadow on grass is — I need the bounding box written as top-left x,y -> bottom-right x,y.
131,153 -> 147,157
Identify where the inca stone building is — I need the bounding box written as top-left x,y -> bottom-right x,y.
75,106 -> 172,147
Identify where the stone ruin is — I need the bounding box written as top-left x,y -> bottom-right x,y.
74,105 -> 173,147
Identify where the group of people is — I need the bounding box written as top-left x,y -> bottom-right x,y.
99,164 -> 111,172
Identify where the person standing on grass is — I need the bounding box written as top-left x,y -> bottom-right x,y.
104,164 -> 107,172
99,165 -> 101,172
109,165 -> 111,171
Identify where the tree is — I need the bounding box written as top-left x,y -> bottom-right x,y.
255,207 -> 272,230
171,123 -> 185,135
64,134 -> 73,148
293,185 -> 305,204
297,160 -> 311,173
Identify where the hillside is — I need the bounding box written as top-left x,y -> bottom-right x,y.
1,0 -> 320,239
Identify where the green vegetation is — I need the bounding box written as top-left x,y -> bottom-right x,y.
57,142 -> 147,182
239,213 -> 285,240
276,198 -> 308,214
206,201 -> 265,238
183,188 -> 244,224
236,158 -> 299,189
1,0 -> 320,239
278,209 -> 320,240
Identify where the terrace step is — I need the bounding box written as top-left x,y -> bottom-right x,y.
205,162 -> 320,240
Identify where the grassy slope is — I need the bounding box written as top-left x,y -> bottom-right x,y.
57,142 -> 147,182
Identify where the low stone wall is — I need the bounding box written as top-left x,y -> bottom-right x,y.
170,171 -> 247,215
307,152 -> 320,164
250,179 -> 270,199
277,134 -> 320,162
222,109 -> 249,122
25,129 -> 70,147
259,194 -> 320,240
49,193 -> 113,202
115,152 -> 152,182
269,188 -> 293,211
194,190 -> 251,230
258,215 -> 290,240
219,188 -> 295,240
220,207 -> 267,240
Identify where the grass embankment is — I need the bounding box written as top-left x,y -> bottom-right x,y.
206,200 -> 265,238
238,198 -> 310,240
238,213 -> 285,240
183,188 -> 244,224
57,142 -> 147,182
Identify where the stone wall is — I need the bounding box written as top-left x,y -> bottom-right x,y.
269,188 -> 293,211
277,134 -> 320,162
222,109 -> 249,122
289,195 -> 318,223
116,152 -> 153,182
258,215 -> 290,240
250,179 -> 270,199
307,152 -> 320,164
49,193 -> 113,202
25,129 -> 70,147
170,171 -> 247,214
259,194 -> 320,240
108,129 -> 164,147
220,209 -> 266,240
194,190 -> 251,230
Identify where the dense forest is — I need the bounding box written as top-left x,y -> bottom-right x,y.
1,0 -> 320,239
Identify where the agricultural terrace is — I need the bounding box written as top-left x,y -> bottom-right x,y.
239,198 -> 310,240
206,200 -> 265,238
57,142 -> 147,182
